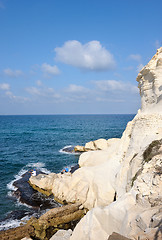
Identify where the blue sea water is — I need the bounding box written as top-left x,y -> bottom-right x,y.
0,114 -> 134,229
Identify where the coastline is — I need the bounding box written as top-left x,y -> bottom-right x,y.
0,48 -> 162,239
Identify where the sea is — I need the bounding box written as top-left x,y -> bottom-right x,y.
0,114 -> 135,230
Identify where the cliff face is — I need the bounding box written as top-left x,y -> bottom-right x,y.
70,48 -> 162,239
29,48 -> 162,239
137,47 -> 162,113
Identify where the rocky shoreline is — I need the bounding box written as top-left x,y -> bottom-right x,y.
1,48 -> 162,240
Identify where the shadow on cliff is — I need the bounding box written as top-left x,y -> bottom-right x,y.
154,219 -> 162,240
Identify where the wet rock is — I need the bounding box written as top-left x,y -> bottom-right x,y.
70,164 -> 79,174
12,170 -> 60,209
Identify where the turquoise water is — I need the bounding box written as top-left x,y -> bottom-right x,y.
0,114 -> 134,229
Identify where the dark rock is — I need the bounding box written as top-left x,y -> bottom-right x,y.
12,170 -> 60,209
62,146 -> 75,153
70,164 -> 79,174
108,232 -> 132,240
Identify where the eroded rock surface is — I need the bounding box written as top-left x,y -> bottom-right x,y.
137,47 -> 162,113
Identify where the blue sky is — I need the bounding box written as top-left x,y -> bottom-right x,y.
0,0 -> 161,114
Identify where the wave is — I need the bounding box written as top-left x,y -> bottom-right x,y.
0,218 -> 24,231
26,162 -> 51,174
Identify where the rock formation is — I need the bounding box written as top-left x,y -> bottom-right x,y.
0,203 -> 85,240
137,47 -> 162,113
29,48 -> 162,240
74,138 -> 118,152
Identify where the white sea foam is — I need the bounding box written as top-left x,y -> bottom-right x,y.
0,219 -> 24,231
7,162 -> 51,194
26,162 -> 45,168
7,169 -> 27,191
27,162 -> 51,174
15,199 -> 33,209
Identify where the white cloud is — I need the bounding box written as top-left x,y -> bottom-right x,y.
55,40 -> 116,71
41,63 -> 60,77
3,68 -> 23,77
94,80 -> 138,94
0,83 -> 10,90
26,86 -> 61,100
128,54 -> 142,62
65,84 -> 89,93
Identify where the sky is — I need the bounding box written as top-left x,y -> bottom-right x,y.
0,0 -> 162,115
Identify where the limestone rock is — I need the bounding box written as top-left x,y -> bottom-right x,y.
136,47 -> 162,113
74,145 -> 86,152
85,138 -> 109,151
70,142 -> 162,240
50,229 -> 72,240
74,138 -> 116,153
29,173 -> 58,195
85,140 -> 96,151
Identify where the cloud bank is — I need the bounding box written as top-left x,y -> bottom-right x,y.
55,40 -> 116,71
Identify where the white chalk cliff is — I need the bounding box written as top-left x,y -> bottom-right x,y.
30,48 -> 162,239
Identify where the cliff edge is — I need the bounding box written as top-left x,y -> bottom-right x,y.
30,48 -> 162,240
